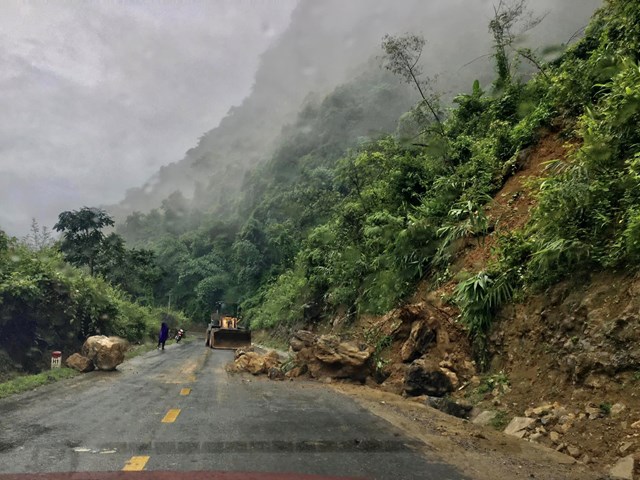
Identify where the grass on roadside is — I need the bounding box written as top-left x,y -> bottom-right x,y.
0,368 -> 79,400
125,342 -> 158,360
251,330 -> 289,351
125,336 -> 198,360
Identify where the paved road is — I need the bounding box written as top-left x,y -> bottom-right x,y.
0,340 -> 467,479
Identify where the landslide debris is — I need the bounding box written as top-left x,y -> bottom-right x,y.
226,348 -> 282,377
66,335 -> 128,372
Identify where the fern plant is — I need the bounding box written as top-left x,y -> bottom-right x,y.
454,270 -> 514,367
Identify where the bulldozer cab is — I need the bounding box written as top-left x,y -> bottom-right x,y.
220,316 -> 237,329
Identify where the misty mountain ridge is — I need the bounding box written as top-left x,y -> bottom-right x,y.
109,0 -> 601,223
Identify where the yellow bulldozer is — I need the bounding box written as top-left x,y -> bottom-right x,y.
205,314 -> 252,349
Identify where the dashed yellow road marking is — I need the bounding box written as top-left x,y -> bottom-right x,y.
161,408 -> 181,423
180,388 -> 191,396
122,455 -> 150,471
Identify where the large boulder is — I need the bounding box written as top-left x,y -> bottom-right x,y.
232,352 -> 268,375
65,353 -> 94,373
288,331 -> 373,381
400,320 -> 436,362
314,335 -> 370,367
228,350 -> 283,376
289,330 -> 317,352
404,358 -> 454,397
426,396 -> 473,419
263,351 -> 281,370
81,336 -> 128,371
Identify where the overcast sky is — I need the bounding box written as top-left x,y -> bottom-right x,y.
0,0 -> 297,236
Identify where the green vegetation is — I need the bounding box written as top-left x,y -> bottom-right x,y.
0,368 -> 78,400
489,410 -> 510,430
5,1 -> 638,374
476,372 -> 511,395
363,325 -> 393,373
0,229 -> 187,374
114,1 -> 640,365
599,402 -> 612,415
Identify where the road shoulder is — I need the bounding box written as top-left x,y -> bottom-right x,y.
330,383 -> 599,480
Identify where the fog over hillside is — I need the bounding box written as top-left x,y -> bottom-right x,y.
111,0 -> 602,222
0,0 -> 296,236
0,0 -> 602,235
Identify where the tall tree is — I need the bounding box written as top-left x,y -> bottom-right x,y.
23,218 -> 53,251
380,34 -> 445,138
489,0 -> 545,90
54,207 -> 114,276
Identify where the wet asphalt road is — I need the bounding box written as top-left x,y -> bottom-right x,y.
0,340 -> 467,479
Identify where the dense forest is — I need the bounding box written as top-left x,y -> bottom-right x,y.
0,215 -> 187,378
3,0 -> 639,377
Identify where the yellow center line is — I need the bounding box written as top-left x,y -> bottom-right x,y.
180,388 -> 191,396
122,456 -> 150,471
161,408 -> 181,423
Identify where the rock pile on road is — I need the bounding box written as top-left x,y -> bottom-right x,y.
65,353 -> 94,372
226,348 -> 282,377
287,330 -> 373,381
66,336 -> 128,372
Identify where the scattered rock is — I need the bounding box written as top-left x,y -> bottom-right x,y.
404,358 -> 454,397
525,404 -> 554,417
234,347 -> 254,359
529,432 -> 543,442
584,403 -> 602,419
65,353 -> 94,373
289,330 -> 316,352
557,422 -> 573,434
285,364 -> 307,378
426,396 -> 473,419
566,445 -> 580,458
540,415 -> 553,426
609,454 -> 635,480
557,413 -> 575,425
439,367 -> 459,388
631,420 -> 640,429
263,351 -> 281,371
619,442 -> 634,454
267,367 -> 285,381
472,410 -> 498,426
611,403 -> 627,416
549,431 -> 561,443
81,336 -> 128,371
400,320 -> 436,363
504,417 -> 536,438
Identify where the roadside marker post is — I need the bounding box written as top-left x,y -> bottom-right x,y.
51,351 -> 62,369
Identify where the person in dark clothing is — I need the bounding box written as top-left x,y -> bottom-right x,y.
158,322 -> 169,350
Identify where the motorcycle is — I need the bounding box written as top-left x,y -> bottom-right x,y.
174,328 -> 185,343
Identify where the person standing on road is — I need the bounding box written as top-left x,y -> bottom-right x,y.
158,322 -> 169,350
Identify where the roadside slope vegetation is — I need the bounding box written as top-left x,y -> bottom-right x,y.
121,0 -> 640,341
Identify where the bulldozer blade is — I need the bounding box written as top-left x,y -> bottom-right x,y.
211,329 -> 252,349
